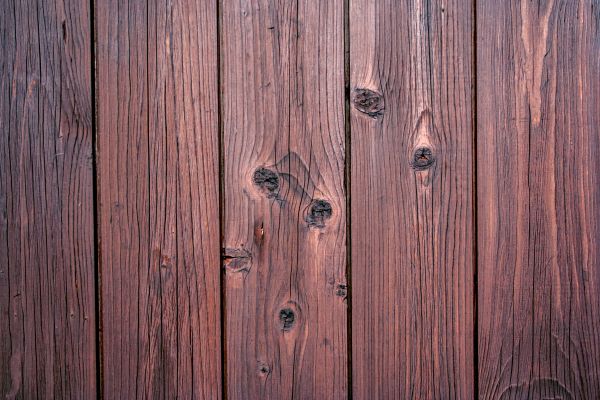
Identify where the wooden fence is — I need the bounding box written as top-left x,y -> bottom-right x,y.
1,0 -> 599,398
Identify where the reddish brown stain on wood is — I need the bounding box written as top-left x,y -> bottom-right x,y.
1,1 -> 600,398
0,0 -> 96,398
96,0 -> 221,398
350,0 -> 475,398
477,0 -> 600,398
221,0 -> 347,398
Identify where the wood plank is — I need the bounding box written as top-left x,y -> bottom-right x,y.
350,0 -> 475,398
0,0 -> 96,397
96,0 -> 221,397
221,0 -> 347,398
477,1 -> 600,398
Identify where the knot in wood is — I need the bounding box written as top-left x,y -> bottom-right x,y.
411,147 -> 435,170
352,88 -> 384,118
253,167 -> 279,196
258,362 -> 270,375
279,308 -> 295,331
336,283 -> 347,298
306,199 -> 333,228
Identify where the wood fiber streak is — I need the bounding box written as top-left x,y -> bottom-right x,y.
477,1 -> 600,398
96,0 -> 221,398
221,0 -> 347,398
0,0 -> 96,398
350,0 -> 475,398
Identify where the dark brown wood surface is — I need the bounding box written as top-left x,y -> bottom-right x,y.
477,1 -> 600,399
221,0 -> 347,398
96,0 -> 221,398
0,0 -> 96,398
350,0 -> 475,398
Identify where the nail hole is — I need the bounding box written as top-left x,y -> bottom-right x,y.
411,147 -> 435,170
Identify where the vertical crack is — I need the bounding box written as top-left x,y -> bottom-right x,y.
344,0 -> 353,397
216,0 -> 227,397
89,0 -> 103,397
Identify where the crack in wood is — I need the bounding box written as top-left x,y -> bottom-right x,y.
222,248 -> 252,273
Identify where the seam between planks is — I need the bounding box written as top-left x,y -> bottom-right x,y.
344,0 -> 353,397
90,0 -> 103,397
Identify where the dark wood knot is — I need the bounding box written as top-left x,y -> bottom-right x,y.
279,308 -> 295,331
335,283 -> 347,298
411,147 -> 435,170
253,167 -> 279,197
257,362 -> 270,376
306,199 -> 333,228
352,88 -> 384,118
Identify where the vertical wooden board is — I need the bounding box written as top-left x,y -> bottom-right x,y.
477,1 -> 600,398
96,0 -> 221,398
221,0 -> 347,398
0,0 -> 96,398
350,0 -> 474,398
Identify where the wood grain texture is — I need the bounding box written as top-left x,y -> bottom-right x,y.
221,0 -> 347,398
477,1 -> 600,398
350,0 -> 474,398
0,0 -> 96,398
96,0 -> 221,397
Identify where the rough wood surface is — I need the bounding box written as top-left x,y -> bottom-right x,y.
477,1 -> 600,399
0,0 -> 96,398
96,0 -> 221,397
221,0 -> 347,398
350,0 -> 475,398
4,2 -> 600,397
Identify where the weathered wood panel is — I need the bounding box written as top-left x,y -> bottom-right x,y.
477,1 -> 600,398
221,0 -> 347,398
96,0 -> 221,397
350,0 -> 475,398
0,0 -> 96,398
